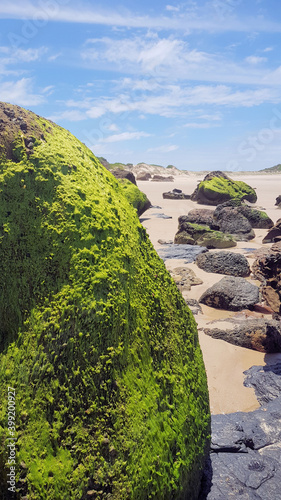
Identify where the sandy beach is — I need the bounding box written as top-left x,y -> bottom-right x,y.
138,174 -> 281,415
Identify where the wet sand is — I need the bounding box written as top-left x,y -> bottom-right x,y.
138,174 -> 281,414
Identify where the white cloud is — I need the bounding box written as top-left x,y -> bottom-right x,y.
166,5 -> 180,12
48,109 -> 86,122
0,77 -> 44,106
102,131 -> 151,143
147,144 -> 179,153
79,84 -> 281,122
48,52 -> 62,61
245,55 -> 267,65
183,122 -> 220,129
1,1 -> 281,34
42,85 -> 55,94
81,34 -> 280,87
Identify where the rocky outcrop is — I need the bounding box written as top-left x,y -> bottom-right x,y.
169,266 -> 203,292
200,363 -> 281,499
203,318 -> 281,352
196,251 -> 250,277
199,276 -> 260,311
174,218 -> 237,249
136,172 -> 151,181
0,102 -> 210,499
151,174 -> 174,181
244,363 -> 281,405
262,218 -> 281,243
111,169 -> 137,185
191,171 -> 257,205
252,241 -> 281,313
162,188 -> 190,199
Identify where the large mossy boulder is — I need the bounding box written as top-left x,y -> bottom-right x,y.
0,103 -> 210,499
191,171 -> 257,206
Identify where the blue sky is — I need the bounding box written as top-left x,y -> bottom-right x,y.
1,1 -> 281,171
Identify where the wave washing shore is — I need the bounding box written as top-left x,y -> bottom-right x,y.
138,173 -> 281,415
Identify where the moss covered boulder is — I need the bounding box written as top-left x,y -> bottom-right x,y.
174,218 -> 236,249
191,171 -> 257,206
0,103 -> 210,499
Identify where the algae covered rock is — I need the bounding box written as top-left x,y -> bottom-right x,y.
118,177 -> 151,215
174,219 -> 237,249
191,171 -> 257,206
0,103 -> 210,500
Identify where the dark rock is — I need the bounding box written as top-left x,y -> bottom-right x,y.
157,244 -> 207,262
182,209 -> 217,228
252,241 -> 281,313
275,195 -> 281,206
185,298 -> 203,315
111,169 -> 136,185
199,276 -> 260,311
244,363 -> 281,405
200,364 -> 281,499
136,172 -> 151,181
162,189 -> 191,199
262,218 -> 281,243
214,206 -> 255,241
214,199 -> 273,229
196,251 -> 250,277
203,318 -> 281,352
201,400 -> 281,499
98,157 -> 111,169
151,174 -> 174,182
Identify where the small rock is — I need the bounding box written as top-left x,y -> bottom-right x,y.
185,298 -> 203,315
162,189 -> 190,199
157,239 -> 173,245
170,266 -> 203,292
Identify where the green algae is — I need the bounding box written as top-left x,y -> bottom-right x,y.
174,222 -> 237,248
197,176 -> 257,205
117,178 -> 151,216
0,104 -> 210,499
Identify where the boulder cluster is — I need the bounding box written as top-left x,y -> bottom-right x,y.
174,199 -> 273,248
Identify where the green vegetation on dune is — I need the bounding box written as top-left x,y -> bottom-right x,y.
0,104 -> 210,499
